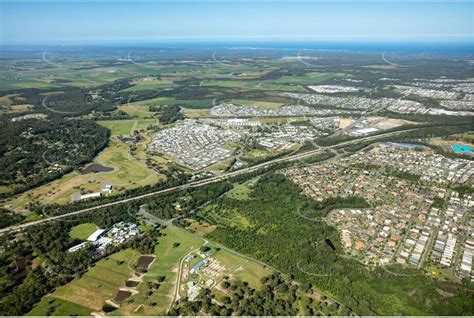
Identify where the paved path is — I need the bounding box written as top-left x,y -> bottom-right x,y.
143,215 -> 346,313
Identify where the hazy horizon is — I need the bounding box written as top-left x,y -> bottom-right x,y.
1,1 -> 473,46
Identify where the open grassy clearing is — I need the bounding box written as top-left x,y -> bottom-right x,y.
226,178 -> 258,201
135,119 -> 158,131
185,219 -> 217,236
123,226 -> 272,314
69,223 -> 98,240
181,107 -> 210,117
118,103 -> 156,119
270,72 -> 342,85
28,224 -> 274,316
252,82 -> 308,92
121,77 -> 176,92
363,64 -> 398,70
0,103 -> 34,114
200,79 -> 307,92
232,99 -> 284,109
133,96 -> 213,109
27,296 -> 92,316
0,62 -> 163,91
197,205 -> 254,229
0,76 -> 62,91
241,147 -> 294,162
99,120 -> 136,136
28,249 -> 141,315
6,134 -> 163,211
125,227 -> 204,315
0,185 -> 13,194
206,156 -> 236,172
211,249 -> 272,289
0,94 -> 34,114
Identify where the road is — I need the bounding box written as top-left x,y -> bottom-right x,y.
336,88 -> 415,136
143,214 -> 348,313
0,127 -> 420,235
170,246 -> 201,312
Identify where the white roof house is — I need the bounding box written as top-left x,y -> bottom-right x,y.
67,242 -> 88,253
81,192 -> 102,200
87,229 -> 106,242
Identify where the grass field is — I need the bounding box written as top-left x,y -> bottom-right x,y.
99,120 -> 137,136
116,226 -> 272,314
27,297 -> 93,316
186,219 -> 217,236
211,249 -> 272,289
226,181 -> 255,201
99,119 -> 158,135
270,72 -> 341,85
232,99 -> 283,109
28,226 -> 273,315
28,249 -> 141,315
118,103 -> 156,119
69,223 -> 98,240
133,96 -> 213,109
181,107 -> 210,117
240,148 -> 289,162
125,227 -> 204,315
196,205 -> 254,229
200,80 -> 307,92
0,94 -> 34,114
121,77 -> 176,92
7,133 -> 163,211
0,61 -> 165,91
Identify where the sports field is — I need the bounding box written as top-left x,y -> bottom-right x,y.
69,223 -> 98,240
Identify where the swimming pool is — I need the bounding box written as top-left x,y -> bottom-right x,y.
461,144 -> 473,153
452,144 -> 473,154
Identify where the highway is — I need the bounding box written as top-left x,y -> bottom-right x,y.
0,128 -> 418,235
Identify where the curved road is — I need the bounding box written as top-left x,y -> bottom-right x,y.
0,128 -> 419,235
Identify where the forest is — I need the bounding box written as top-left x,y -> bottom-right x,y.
158,105 -> 184,124
0,203 -> 160,315
194,173 -> 474,316
0,117 -> 109,197
170,273 -> 352,316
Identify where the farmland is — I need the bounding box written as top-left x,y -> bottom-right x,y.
1,45 -> 474,316
28,249 -> 141,315
27,226 -> 273,316
121,77 -> 176,92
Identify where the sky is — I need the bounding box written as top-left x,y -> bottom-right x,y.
1,1 -> 473,45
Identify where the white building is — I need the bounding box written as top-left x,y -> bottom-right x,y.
87,229 -> 106,242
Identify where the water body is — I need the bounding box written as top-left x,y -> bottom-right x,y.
452,144 -> 473,154
81,163 -> 114,174
325,238 -> 336,251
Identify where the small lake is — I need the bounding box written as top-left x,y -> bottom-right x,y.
137,255 -> 155,269
81,163 -> 114,174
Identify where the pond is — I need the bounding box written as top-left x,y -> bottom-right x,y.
81,163 -> 114,174
114,290 -> 132,302
137,255 -> 155,269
